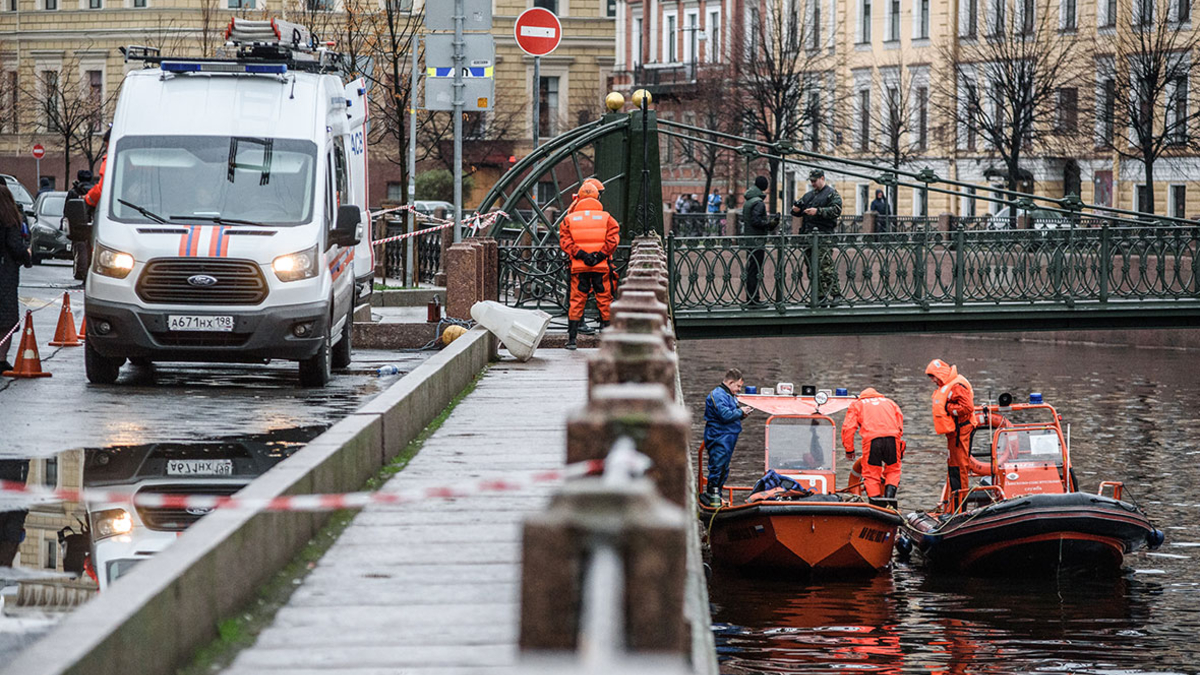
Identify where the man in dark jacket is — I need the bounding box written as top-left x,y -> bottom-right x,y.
742,176 -> 773,307
870,189 -> 891,232
792,169 -> 843,304
701,368 -> 753,507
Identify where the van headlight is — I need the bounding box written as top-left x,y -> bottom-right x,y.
92,508 -> 133,540
94,244 -> 136,279
272,245 -> 319,282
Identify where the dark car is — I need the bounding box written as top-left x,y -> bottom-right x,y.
30,191 -> 72,263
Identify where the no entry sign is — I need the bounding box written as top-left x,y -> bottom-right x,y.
31,144 -> 45,159
514,8 -> 562,57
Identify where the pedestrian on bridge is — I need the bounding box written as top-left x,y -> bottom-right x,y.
707,188 -> 723,213
0,185 -> 33,373
792,169 -> 843,305
742,176 -> 775,308
702,368 -> 753,507
559,182 -> 619,350
870,189 -> 892,232
926,359 -> 976,512
842,388 -> 906,507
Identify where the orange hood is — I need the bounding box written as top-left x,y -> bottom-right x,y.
925,359 -> 957,386
858,387 -> 883,399
568,196 -> 604,213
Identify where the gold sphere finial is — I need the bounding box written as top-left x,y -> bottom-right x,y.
631,89 -> 653,109
605,92 -> 626,112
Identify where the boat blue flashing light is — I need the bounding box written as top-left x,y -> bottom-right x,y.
162,61 -> 288,75
1029,392 -> 1043,404
835,388 -> 848,397
745,386 -> 758,394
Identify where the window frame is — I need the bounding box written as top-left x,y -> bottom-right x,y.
1170,184 -> 1187,218
663,10 -> 679,64
706,9 -> 721,62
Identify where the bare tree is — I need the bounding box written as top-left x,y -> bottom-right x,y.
362,2 -> 423,188
676,67 -> 739,203
1101,0 -> 1200,214
418,108 -> 524,178
863,54 -> 930,210
933,0 -> 1087,194
22,53 -> 117,179
735,0 -> 838,211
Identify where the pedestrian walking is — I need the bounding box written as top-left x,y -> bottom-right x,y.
674,194 -> 687,213
870,189 -> 891,232
742,176 -> 774,307
792,169 -> 843,305
558,182 -> 620,350
926,358 -> 976,512
707,188 -> 723,213
701,368 -> 753,507
842,388 -> 906,506
0,185 -> 33,373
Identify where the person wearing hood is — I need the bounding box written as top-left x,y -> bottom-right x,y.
742,175 -> 773,307
559,182 -> 620,350
926,358 -> 976,511
701,368 -> 753,507
842,388 -> 906,506
870,189 -> 891,233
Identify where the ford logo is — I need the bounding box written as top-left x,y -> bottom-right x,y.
185,506 -> 214,516
187,275 -> 218,287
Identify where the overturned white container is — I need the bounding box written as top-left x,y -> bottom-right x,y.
469,301 -> 551,362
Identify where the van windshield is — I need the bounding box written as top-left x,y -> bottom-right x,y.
108,136 -> 317,226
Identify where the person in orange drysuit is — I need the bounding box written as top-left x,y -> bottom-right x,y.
926,359 -> 975,511
842,388 -> 906,506
558,182 -> 619,350
83,130 -> 109,211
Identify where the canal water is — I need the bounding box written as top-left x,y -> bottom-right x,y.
679,334 -> 1200,674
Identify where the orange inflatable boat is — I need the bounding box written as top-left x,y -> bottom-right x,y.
698,394 -> 902,573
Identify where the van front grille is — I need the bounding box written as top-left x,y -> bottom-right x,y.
136,259 -> 268,305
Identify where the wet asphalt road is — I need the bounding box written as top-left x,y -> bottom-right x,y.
1,261 -> 428,459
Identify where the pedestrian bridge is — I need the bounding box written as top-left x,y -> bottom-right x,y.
478,105 -> 1200,338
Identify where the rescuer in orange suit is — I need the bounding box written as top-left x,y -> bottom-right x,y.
559,182 -> 619,350
926,358 -> 976,511
842,388 -> 906,506
83,130 -> 109,211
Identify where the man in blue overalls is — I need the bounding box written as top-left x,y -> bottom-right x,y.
702,368 -> 753,507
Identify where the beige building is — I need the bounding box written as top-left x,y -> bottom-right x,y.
613,0 -> 1200,220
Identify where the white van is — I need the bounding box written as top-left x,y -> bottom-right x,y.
71,23 -> 372,387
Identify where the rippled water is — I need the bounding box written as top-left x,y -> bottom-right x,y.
679,334 -> 1200,674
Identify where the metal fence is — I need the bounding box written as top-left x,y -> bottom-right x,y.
382,219 -> 444,285
667,227 -> 1200,311
498,242 -> 632,320
671,212 -> 726,237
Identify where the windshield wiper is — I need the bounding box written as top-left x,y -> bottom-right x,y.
118,199 -> 168,224
168,215 -> 272,228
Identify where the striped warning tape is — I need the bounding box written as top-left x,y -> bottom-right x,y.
368,207 -> 508,247
0,459 -> 604,512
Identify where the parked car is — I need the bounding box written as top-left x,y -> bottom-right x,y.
1,173 -> 35,223
29,190 -> 72,263
414,200 -> 455,217
986,205 -> 1063,230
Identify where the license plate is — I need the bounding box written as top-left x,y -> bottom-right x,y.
166,459 -> 233,476
167,315 -> 234,332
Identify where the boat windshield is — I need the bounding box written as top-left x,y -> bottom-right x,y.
107,135 -> 318,226
766,417 -> 836,472
994,427 -> 1064,467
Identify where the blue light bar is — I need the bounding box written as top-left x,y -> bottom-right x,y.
161,61 -> 287,75
246,64 -> 288,74
162,62 -> 202,72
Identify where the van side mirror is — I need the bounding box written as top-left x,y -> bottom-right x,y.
64,199 -> 92,241
332,205 -> 362,247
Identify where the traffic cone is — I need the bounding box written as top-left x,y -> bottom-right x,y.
48,292 -> 82,347
2,311 -> 52,378
77,315 -> 86,342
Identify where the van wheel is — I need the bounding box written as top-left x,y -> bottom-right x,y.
85,341 -> 123,384
299,329 -> 331,387
331,309 -> 353,370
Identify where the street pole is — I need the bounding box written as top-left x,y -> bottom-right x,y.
452,0 -> 464,243
406,30 -> 418,287
532,56 -> 540,150
34,157 -> 40,188
641,94 -> 649,236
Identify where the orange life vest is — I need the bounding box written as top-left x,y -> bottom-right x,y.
565,208 -> 615,272
931,374 -> 973,435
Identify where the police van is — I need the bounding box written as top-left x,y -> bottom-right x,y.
68,19 -> 373,387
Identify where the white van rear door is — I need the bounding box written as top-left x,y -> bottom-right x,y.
343,78 -> 373,284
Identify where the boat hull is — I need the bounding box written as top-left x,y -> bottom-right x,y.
702,501 -> 903,573
905,492 -> 1158,575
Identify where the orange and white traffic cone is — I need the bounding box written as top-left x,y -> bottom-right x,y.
77,314 -> 86,342
48,292 -> 82,347
2,311 -> 52,378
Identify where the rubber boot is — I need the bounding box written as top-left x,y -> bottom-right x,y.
598,320 -> 610,332
871,484 -> 898,509
565,320 -> 579,351
700,485 -> 723,508
578,319 -> 596,335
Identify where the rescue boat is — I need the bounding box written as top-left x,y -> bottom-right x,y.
904,394 -> 1164,575
699,391 -> 903,573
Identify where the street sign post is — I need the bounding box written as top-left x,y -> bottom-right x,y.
514,8 -> 563,150
32,144 -> 44,187
424,33 -> 494,112
424,0 -> 491,31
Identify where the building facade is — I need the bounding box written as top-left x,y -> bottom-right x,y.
612,0 -> 1200,220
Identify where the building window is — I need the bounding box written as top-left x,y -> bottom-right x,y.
917,0 -> 930,37
134,0 -> 146,6
748,7 -> 761,54
538,76 -> 559,137
1177,0 -> 1191,22
1064,0 -> 1077,28
914,188 -> 928,216
386,182 -> 403,202
860,0 -> 872,42
87,70 -> 103,130
536,181 -> 555,205
707,11 -> 720,62
230,0 -> 255,7
991,0 -> 1005,34
88,0 -> 100,8
41,70 -> 59,132
43,457 -> 58,488
1136,185 -> 1152,213
858,184 -> 871,213
886,0 -> 900,41
1102,78 -> 1115,144
684,11 -> 699,64
859,89 -> 871,151
664,12 -> 678,63
633,17 -> 643,66
44,0 -> 56,9
963,186 -> 978,216
965,82 -> 979,150
1136,0 -> 1153,25
1170,185 -> 1186,217
967,0 -> 978,35
534,0 -> 557,11
2,71 -> 16,133
1102,0 -> 1116,25
917,86 -> 929,150
1168,76 -> 1188,144
809,1 -> 822,49
808,92 -> 821,150
44,539 -> 57,570
1057,87 -> 1078,133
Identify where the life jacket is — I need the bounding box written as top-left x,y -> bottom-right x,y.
931,374 -> 973,435
843,388 -> 904,452
565,204 -> 615,273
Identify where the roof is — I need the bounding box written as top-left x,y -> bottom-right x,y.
737,395 -> 855,416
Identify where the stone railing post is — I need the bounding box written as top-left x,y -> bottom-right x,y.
862,211 -> 877,234
444,243 -> 481,320
937,212 -> 953,232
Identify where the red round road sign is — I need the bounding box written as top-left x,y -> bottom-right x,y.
514,8 -> 562,57
31,144 -> 45,160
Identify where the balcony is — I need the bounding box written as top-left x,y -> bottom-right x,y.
612,63 -> 710,98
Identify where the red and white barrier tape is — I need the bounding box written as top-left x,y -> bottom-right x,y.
0,459 -> 604,512
368,207 -> 508,248
0,320 -> 20,348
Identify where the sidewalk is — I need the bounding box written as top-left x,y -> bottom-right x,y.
222,350 -> 589,674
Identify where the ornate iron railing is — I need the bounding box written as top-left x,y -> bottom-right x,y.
667,227 -> 1199,312
672,212 -> 726,237
498,243 -> 633,321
